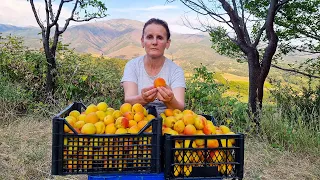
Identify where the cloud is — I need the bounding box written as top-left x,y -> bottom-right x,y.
0,0 -> 72,27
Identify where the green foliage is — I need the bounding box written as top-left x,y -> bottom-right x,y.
260,104 -> 320,155
0,35 -> 125,110
78,0 -> 108,19
270,79 -> 320,127
246,0 -> 320,77
209,27 -> 243,60
185,65 -> 248,127
55,50 -> 126,107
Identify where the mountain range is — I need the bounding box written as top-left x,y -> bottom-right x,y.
0,19 -> 246,74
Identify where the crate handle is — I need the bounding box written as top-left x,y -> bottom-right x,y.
137,118 -> 156,134
53,102 -> 86,119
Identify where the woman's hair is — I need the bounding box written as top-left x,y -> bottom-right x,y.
142,18 -> 171,40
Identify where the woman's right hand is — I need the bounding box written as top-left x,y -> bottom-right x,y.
141,86 -> 158,103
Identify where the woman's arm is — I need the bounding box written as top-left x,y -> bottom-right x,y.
122,81 -> 157,106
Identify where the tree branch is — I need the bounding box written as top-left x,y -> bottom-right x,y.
180,0 -> 234,29
50,0 -> 65,28
44,0 -> 51,44
59,0 -> 79,34
260,0 -> 279,82
48,0 -> 55,22
271,64 -> 320,78
29,0 -> 45,30
218,0 -> 251,52
253,23 -> 266,47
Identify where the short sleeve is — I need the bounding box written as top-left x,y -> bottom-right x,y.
170,67 -> 186,89
121,61 -> 138,84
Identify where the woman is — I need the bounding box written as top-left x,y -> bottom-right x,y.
121,18 -> 186,116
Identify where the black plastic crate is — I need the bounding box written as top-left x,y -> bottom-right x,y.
163,133 -> 244,180
52,102 -> 162,175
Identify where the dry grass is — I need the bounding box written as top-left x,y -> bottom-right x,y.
0,116 -> 86,180
0,116 -> 319,180
244,137 -> 320,180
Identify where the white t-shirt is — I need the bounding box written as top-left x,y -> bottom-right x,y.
121,55 -> 186,115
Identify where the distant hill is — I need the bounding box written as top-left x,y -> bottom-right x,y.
0,19 -> 246,74
0,24 -> 26,32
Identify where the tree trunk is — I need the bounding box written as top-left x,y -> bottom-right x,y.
45,53 -> 56,95
247,50 -> 262,126
43,37 -> 56,97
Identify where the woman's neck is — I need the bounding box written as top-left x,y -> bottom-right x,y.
144,55 -> 166,77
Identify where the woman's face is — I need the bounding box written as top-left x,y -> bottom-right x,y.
141,23 -> 171,58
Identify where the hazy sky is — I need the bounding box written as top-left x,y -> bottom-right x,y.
0,0 -> 203,34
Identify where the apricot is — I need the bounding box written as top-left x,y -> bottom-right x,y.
134,112 -> 145,122
219,164 -> 233,175
162,127 -> 173,135
137,120 -> 148,130
115,128 -> 127,134
143,107 -> 148,116
78,114 -> 86,122
210,150 -> 226,163
164,109 -> 174,117
164,116 -> 176,128
203,123 -> 216,135
174,113 -> 183,120
74,120 -> 85,129
220,139 -> 232,147
132,103 -> 144,113
183,114 -> 195,125
220,125 -> 231,134
85,112 -> 99,124
174,165 -> 181,177
128,125 -> 140,134
81,123 -> 96,134
106,107 -> 115,115
128,120 -> 137,128
115,117 -> 129,129
94,121 -> 105,134
195,131 -> 205,146
182,109 -> 194,116
85,104 -> 98,114
97,102 -> 108,112
120,103 -> 132,114
226,132 -> 236,145
173,120 -> 185,133
146,114 -> 156,121
184,152 -> 193,163
105,123 -> 116,134
112,110 -> 122,119
194,115 -> 207,130
96,110 -> 106,121
207,139 -> 219,148
154,77 -> 166,87
103,115 -> 114,125
123,111 -> 134,120
173,109 -> 182,116
183,165 -> 192,176
64,117 -> 76,133
69,110 -> 80,119
184,124 -> 196,135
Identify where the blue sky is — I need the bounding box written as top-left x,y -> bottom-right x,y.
0,0 -> 201,34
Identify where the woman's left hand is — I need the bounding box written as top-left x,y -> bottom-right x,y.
156,86 -> 174,102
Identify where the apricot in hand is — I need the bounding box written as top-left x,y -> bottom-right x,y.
154,77 -> 166,87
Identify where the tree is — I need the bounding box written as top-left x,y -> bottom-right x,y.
28,0 -> 108,99
261,0 -> 320,78
168,0 -> 291,126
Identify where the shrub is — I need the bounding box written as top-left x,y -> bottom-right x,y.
185,65 -> 248,128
